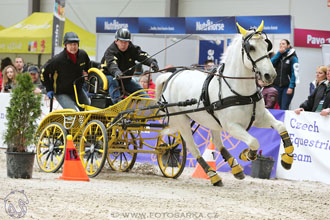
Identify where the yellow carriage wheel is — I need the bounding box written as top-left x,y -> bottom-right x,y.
107,130 -> 137,172
80,120 -> 108,177
157,133 -> 187,179
36,122 -> 67,173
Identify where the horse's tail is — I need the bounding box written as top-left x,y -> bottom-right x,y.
155,72 -> 172,100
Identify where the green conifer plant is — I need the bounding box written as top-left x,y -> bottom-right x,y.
3,72 -> 42,152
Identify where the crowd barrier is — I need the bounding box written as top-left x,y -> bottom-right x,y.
1,93 -> 329,184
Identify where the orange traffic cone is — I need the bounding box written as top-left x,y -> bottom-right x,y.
58,135 -> 89,181
192,140 -> 216,179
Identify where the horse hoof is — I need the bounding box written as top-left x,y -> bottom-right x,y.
213,180 -> 224,187
234,171 -> 245,180
248,150 -> 257,161
281,160 -> 292,170
239,149 -> 257,161
232,164 -> 245,180
281,153 -> 293,170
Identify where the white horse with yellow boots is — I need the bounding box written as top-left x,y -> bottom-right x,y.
156,21 -> 294,186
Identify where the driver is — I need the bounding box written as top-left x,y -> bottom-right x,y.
101,28 -> 159,104
41,32 -> 91,111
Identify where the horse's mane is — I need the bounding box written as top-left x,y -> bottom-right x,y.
220,34 -> 242,63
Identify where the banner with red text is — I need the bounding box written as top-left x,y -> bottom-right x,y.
294,28 -> 330,48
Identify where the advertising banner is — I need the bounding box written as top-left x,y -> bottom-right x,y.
139,17 -> 185,34
198,40 -> 224,65
276,111 -> 330,184
51,0 -> 66,57
294,28 -> 330,48
185,17 -> 237,34
96,17 -> 138,33
95,15 -> 291,35
236,15 -> 291,34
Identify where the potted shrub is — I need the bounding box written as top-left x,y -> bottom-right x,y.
3,72 -> 42,178
251,150 -> 275,179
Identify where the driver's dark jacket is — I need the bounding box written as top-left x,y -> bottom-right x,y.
101,42 -> 156,82
299,81 -> 330,112
41,49 -> 90,95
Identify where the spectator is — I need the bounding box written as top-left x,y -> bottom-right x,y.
139,74 -> 155,98
258,80 -> 278,109
41,32 -> 91,111
14,57 -> 25,73
204,59 -> 215,72
294,65 -> 330,116
101,28 -> 159,104
309,66 -> 327,95
1,65 -> 17,93
271,39 -> 299,110
0,57 -> 14,91
28,65 -> 46,94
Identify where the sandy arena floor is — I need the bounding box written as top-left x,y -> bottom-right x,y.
1,148 -> 330,220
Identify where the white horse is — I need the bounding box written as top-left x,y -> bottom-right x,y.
156,21 -> 294,186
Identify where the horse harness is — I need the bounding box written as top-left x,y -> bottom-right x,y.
199,63 -> 263,131
159,30 -> 272,131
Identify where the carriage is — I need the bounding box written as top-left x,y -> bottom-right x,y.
34,67 -> 195,178
35,21 -> 295,186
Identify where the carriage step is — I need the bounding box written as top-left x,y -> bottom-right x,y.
122,123 -> 167,128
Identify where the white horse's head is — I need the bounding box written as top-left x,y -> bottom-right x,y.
236,21 -> 276,85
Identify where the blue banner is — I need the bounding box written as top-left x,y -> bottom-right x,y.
185,17 -> 237,34
95,15 -> 291,35
96,17 -> 139,33
198,40 -> 224,65
236,15 -> 291,34
136,109 -> 285,179
139,17 -> 185,34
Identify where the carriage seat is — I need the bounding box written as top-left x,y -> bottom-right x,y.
87,68 -> 113,108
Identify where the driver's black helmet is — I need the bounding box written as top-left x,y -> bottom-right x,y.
63,32 -> 80,45
115,28 -> 131,41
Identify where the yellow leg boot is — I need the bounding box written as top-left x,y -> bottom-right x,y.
280,131 -> 294,170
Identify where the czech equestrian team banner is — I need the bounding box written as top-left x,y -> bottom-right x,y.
96,15 -> 291,34
198,40 -> 224,65
294,28 -> 330,48
276,111 -> 330,184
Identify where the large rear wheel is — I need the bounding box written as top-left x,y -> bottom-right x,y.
157,132 -> 186,179
36,122 -> 67,173
80,120 -> 108,177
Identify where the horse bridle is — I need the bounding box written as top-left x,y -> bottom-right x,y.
240,30 -> 272,80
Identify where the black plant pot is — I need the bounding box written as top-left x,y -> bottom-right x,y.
6,152 -> 35,179
251,157 -> 275,179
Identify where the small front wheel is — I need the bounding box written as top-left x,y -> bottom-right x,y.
80,120 -> 108,177
157,132 -> 186,179
107,130 -> 137,172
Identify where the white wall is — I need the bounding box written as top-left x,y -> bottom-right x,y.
0,0 -> 29,28
40,0 -> 171,34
